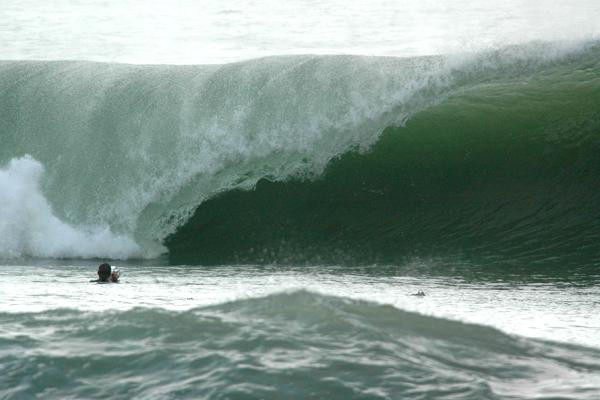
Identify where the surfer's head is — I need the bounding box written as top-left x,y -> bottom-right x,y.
97,263 -> 112,282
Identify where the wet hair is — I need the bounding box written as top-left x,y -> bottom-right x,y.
97,263 -> 112,281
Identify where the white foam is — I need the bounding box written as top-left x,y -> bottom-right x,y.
0,155 -> 142,260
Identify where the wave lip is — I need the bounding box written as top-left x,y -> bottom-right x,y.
1,291 -> 600,399
0,155 -> 142,260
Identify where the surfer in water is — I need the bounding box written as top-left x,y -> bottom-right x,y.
91,263 -> 120,283
412,290 -> 426,297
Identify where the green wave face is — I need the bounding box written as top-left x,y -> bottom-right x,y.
167,46 -> 600,266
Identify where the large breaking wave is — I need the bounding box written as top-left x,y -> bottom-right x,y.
1,40 -> 599,263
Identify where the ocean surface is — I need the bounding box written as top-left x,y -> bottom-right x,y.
1,0 -> 600,398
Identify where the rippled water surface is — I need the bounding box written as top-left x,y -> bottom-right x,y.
2,262 -> 599,348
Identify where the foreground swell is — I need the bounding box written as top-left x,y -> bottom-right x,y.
1,291 -> 599,399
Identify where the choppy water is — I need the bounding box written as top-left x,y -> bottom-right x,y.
2,263 -> 600,348
1,263 -> 600,399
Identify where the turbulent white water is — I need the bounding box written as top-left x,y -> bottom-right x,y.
0,156 -> 141,259
1,0 -> 599,64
